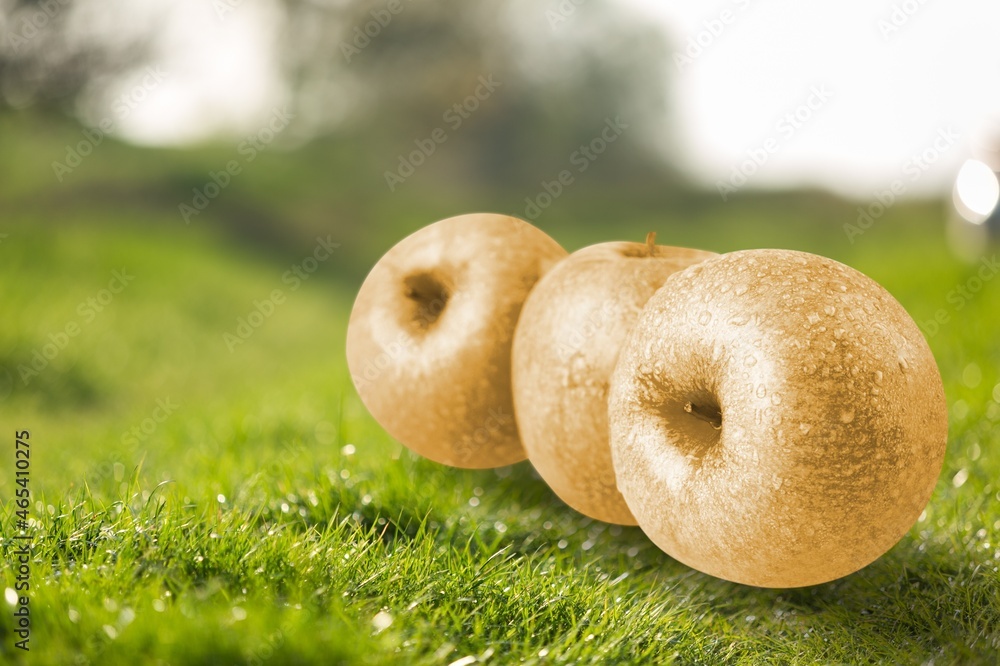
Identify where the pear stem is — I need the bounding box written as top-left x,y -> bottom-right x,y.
645,231 -> 657,256
684,401 -> 722,430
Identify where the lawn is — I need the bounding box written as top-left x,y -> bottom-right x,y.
0,115 -> 999,664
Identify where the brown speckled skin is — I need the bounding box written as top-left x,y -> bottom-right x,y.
512,242 -> 717,525
346,213 -> 566,468
609,249 -> 948,587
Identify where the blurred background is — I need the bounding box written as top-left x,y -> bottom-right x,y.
3,0 -> 1000,269
1,0 -> 999,467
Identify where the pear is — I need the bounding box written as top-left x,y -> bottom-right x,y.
609,249 -> 948,587
513,234 -> 716,523
347,213 -> 567,468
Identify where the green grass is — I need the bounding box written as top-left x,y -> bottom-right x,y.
1,114 -> 999,664
1,222 -> 998,665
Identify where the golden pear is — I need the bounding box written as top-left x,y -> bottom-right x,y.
609,249 -> 948,587
513,235 -> 717,524
347,213 -> 567,468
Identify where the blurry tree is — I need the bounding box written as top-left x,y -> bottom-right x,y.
0,0 -> 680,189
277,0 -> 680,188
0,0 -> 157,111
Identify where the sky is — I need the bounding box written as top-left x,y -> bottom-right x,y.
630,0 -> 1000,198
112,0 -> 1000,199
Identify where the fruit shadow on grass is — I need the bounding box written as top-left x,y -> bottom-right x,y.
660,538 -> 984,655
491,466 -> 985,653
481,462 -> 681,562
355,454 -> 989,655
